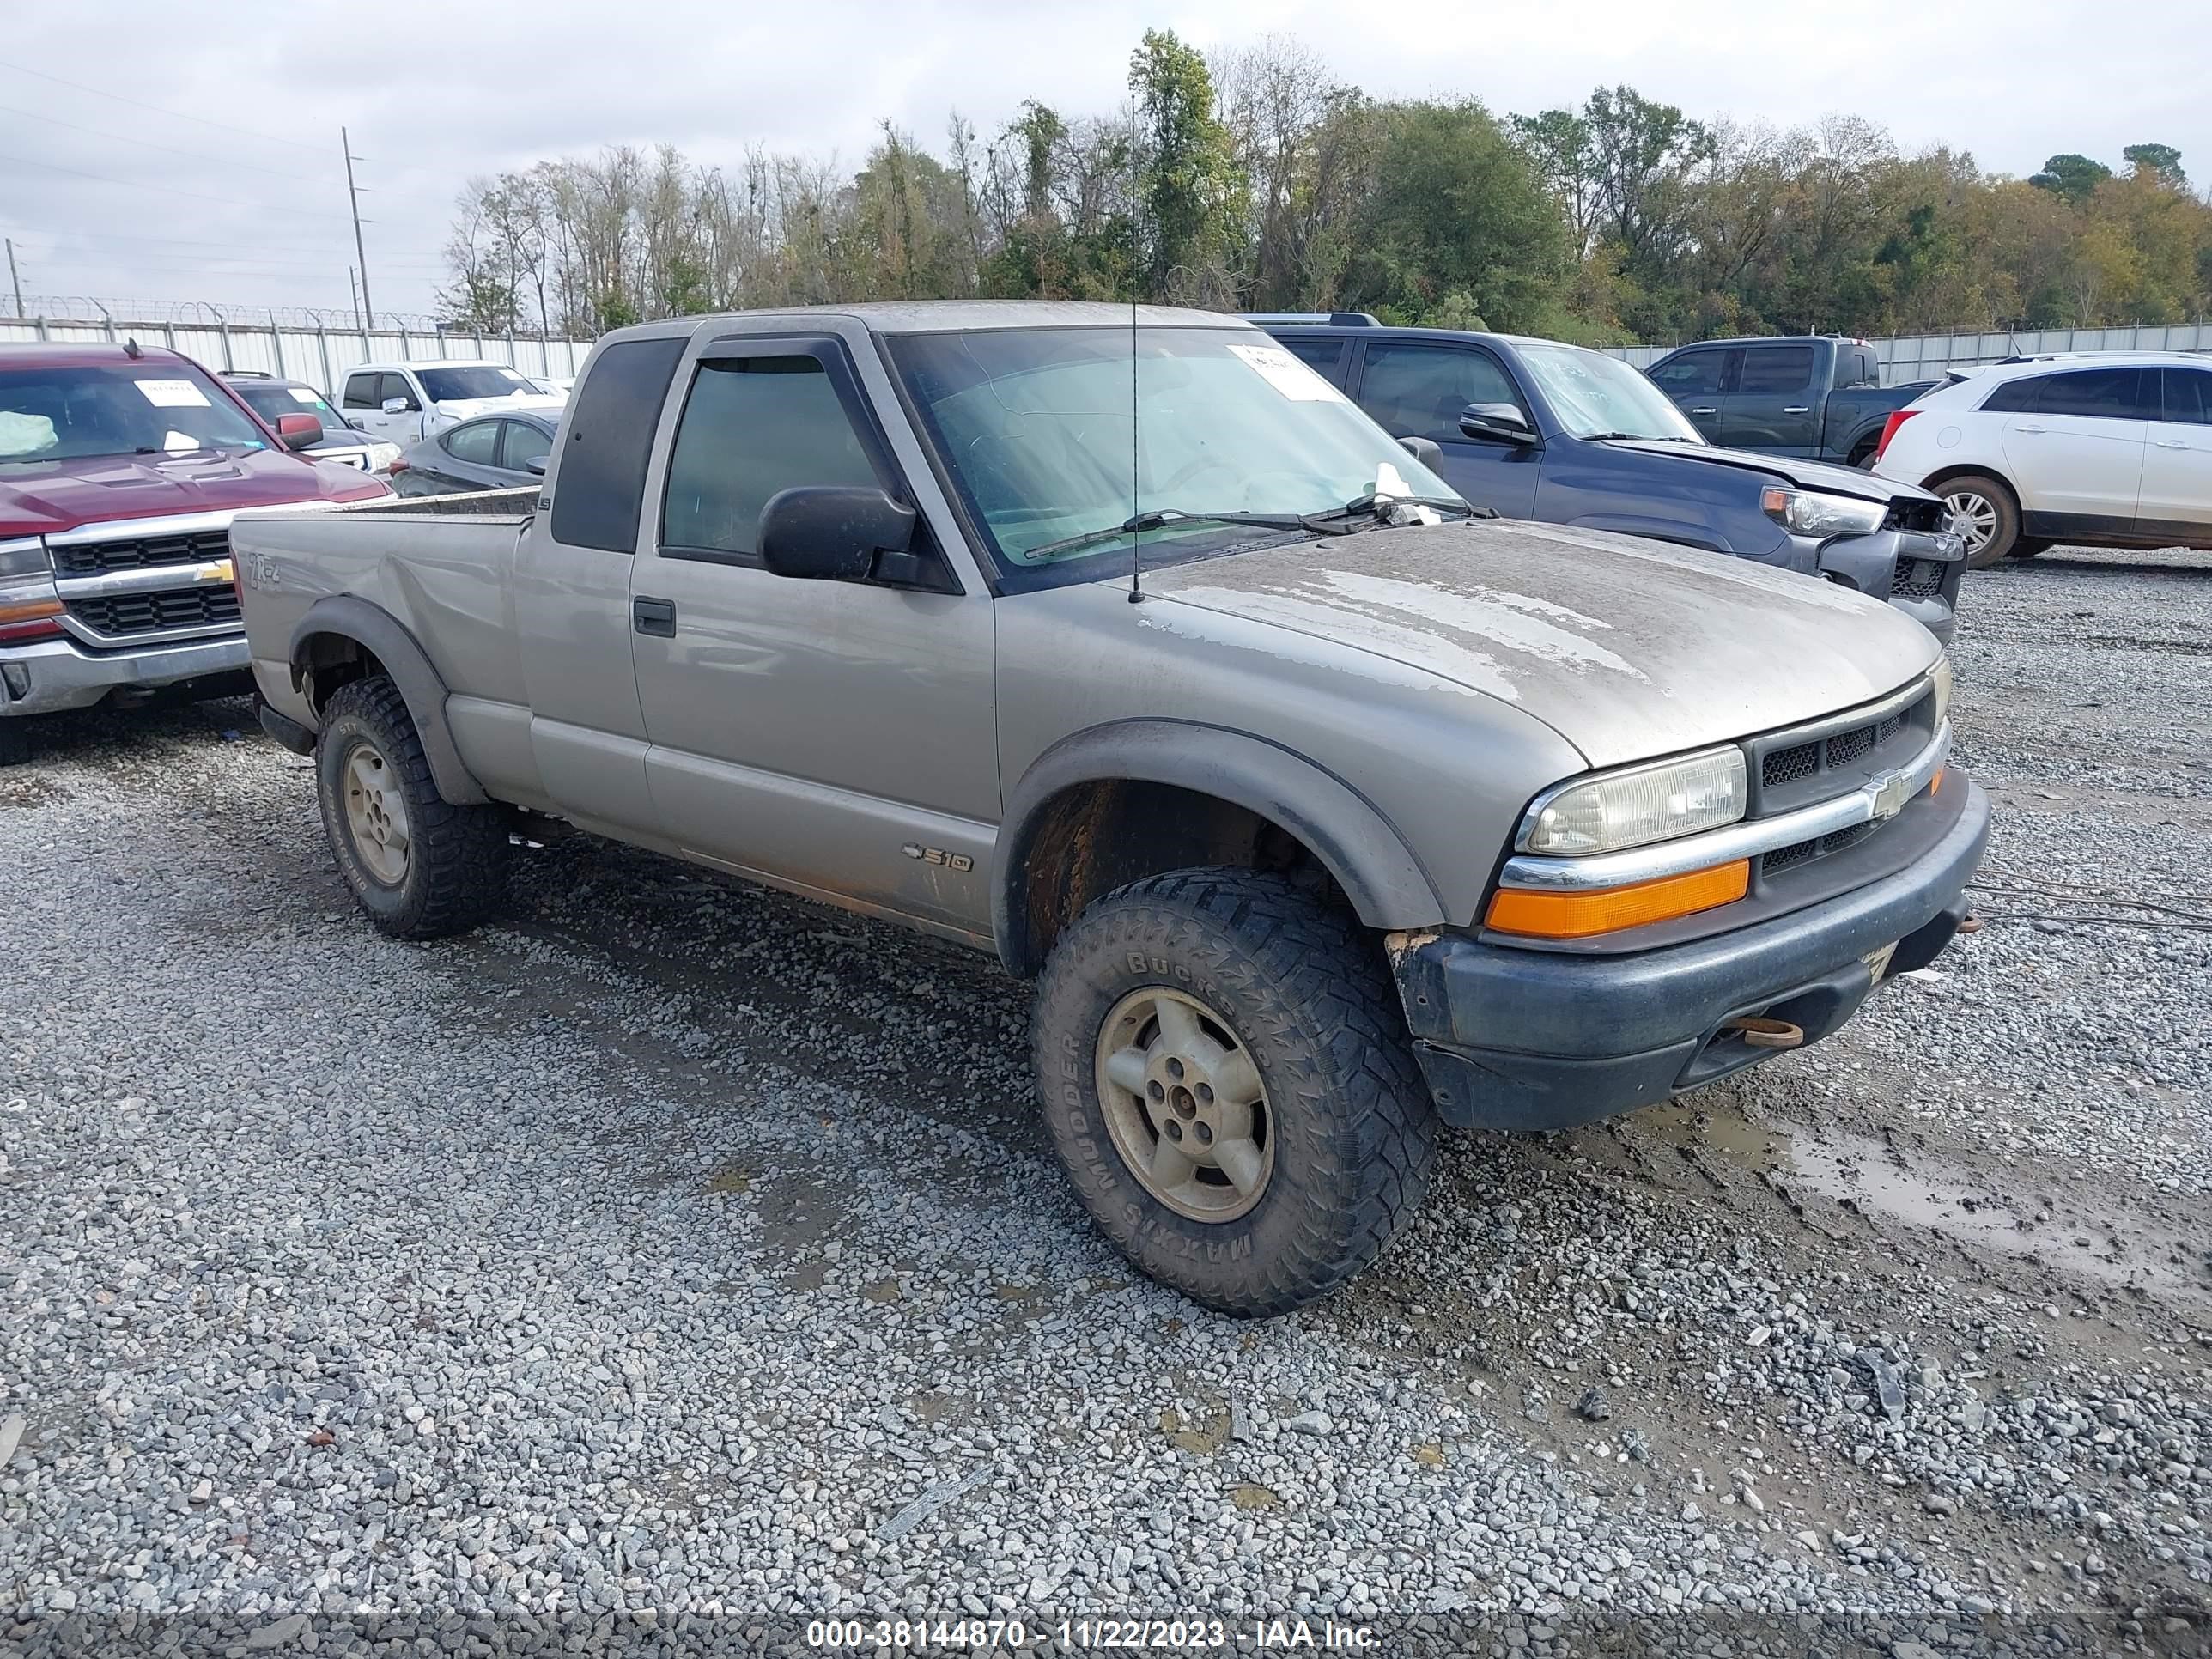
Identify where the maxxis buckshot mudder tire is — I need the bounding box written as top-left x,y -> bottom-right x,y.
316,675 -> 508,939
1031,866 -> 1438,1316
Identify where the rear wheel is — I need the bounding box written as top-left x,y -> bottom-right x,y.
316,675 -> 508,939
1938,474 -> 2020,568
1031,867 -> 1437,1316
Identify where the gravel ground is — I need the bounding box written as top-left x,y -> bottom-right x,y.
1,550 -> 2208,1656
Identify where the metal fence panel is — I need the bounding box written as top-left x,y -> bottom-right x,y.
1,313 -> 598,396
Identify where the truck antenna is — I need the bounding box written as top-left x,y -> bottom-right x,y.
1127,87 -> 1143,605
123,337 -> 142,360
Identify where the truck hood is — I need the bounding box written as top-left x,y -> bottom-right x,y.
1143,519 -> 1941,769
431,393 -> 566,419
0,447 -> 386,538
1604,440 -> 1936,502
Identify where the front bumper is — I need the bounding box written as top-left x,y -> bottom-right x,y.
0,632 -> 252,717
1393,776 -> 1990,1132
1813,527 -> 1966,646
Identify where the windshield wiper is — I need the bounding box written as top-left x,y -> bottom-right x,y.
1022,507 -> 1319,562
1587,431 -> 1692,443
1307,494 -> 1492,526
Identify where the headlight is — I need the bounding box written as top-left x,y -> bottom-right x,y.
1520,746 -> 1748,855
0,536 -> 51,581
1930,653 -> 1953,727
1761,486 -> 1887,537
366,442 -> 403,472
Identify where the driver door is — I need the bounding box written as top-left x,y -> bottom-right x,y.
627,332 -> 999,939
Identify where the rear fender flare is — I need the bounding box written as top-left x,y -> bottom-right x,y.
993,720 -> 1447,975
288,595 -> 489,805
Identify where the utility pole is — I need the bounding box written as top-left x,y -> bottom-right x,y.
4,238 -> 22,319
349,267 -> 363,335
342,126 -> 374,331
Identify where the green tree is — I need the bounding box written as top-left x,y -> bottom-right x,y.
1339,100 -> 1570,333
1129,28 -> 1243,301
2029,153 -> 2112,204
2122,143 -> 2185,186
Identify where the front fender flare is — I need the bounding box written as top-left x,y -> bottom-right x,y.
288,595 -> 489,805
994,719 -> 1447,975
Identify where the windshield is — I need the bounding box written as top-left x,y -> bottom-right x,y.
887,326 -> 1458,586
0,362 -> 270,465
1517,344 -> 1704,443
418,365 -> 535,404
235,381 -> 345,431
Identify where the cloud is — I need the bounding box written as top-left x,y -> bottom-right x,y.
3,0 -> 2205,319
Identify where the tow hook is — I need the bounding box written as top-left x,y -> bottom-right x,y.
1721,1016 -> 1805,1051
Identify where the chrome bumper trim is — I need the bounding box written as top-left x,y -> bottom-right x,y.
1500,723 -> 1953,892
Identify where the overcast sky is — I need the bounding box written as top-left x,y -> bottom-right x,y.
3,0 -> 2206,326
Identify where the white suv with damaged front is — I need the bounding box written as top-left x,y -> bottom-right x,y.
232,302 -> 1990,1316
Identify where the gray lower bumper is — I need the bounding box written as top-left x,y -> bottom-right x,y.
1813,527 -> 1966,646
1395,777 -> 1991,1132
0,633 -> 252,717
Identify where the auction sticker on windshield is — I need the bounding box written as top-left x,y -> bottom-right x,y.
1226,342 -> 1345,402
134,380 -> 211,408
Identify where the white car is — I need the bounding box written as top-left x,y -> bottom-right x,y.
1872,350 -> 2212,568
337,359 -> 567,447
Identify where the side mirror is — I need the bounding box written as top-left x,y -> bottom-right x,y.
757,485 -> 916,582
1458,402 -> 1539,447
380,397 -> 409,416
524,455 -> 548,477
275,412 -> 323,451
1396,434 -> 1443,468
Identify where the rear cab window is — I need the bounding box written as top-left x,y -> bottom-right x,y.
1735,345 -> 1816,394
547,337 -> 688,554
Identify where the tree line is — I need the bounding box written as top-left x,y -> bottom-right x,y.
440,32 -> 2212,346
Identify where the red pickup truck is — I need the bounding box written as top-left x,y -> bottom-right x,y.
0,342 -> 390,764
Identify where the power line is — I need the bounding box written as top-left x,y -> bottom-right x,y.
0,103 -> 337,188
0,57 -> 306,148
0,61 -> 460,210
0,150 -> 363,221
1,225 -> 448,258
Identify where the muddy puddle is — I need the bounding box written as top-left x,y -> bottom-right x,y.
1588,1099 -> 2212,1318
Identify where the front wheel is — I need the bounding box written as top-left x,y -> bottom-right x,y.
316,675 -> 508,939
1031,868 -> 1437,1316
1939,474 -> 2020,568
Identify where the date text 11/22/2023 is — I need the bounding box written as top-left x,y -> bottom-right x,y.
804,1617 -> 1381,1650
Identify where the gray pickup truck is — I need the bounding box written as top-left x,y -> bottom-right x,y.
234,302 -> 1990,1316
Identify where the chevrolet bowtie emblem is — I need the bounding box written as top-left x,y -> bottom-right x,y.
1870,771 -> 1911,820
197,558 -> 235,584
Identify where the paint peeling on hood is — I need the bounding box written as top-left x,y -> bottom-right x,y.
1141,517 -> 1941,769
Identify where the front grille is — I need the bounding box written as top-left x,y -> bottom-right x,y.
67,585 -> 241,638
1893,556 -> 1949,600
1757,702 -> 1921,795
1760,820 -> 1881,878
51,528 -> 231,576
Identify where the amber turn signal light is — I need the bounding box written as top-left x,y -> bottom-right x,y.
1486,860 -> 1751,939
0,598 -> 64,645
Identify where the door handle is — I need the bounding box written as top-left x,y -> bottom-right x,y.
2155,438 -> 2191,450
633,596 -> 677,637
1690,406 -> 1718,416
1783,405 -> 1810,414
2014,423 -> 2046,434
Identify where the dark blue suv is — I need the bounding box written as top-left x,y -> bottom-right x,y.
1255,315 -> 1966,643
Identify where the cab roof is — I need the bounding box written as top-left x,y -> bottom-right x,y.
0,341 -> 198,371
613,301 -> 1252,341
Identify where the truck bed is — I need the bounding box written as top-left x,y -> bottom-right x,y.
234,488 -> 540,735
